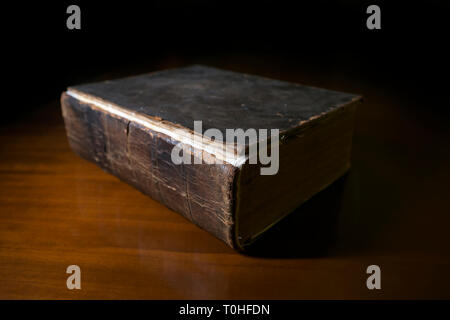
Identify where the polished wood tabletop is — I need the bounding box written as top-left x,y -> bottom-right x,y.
1,67 -> 449,299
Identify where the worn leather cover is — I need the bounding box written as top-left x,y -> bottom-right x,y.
69,65 -> 358,134
61,65 -> 361,250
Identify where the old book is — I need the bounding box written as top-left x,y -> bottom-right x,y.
61,65 -> 361,251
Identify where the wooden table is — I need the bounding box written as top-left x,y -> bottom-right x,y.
1,68 -> 449,299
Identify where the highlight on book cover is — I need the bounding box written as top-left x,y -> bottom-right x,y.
61,65 -> 361,251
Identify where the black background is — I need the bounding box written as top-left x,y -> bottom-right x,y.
2,300 -> 450,318
1,0 -> 450,302
2,0 -> 449,122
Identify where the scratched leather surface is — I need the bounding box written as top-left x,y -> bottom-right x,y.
70,65 -> 360,133
61,93 -> 238,247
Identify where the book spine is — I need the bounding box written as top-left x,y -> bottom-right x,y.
61,92 -> 238,248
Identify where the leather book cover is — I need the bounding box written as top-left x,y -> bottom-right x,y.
61,65 -> 361,251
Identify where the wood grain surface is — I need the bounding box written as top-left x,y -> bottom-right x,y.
1,68 -> 450,299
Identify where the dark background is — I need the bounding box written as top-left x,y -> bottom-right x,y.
2,0 -> 449,121
1,1 -> 450,299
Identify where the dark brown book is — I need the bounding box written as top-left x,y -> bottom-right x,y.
61,65 -> 361,251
